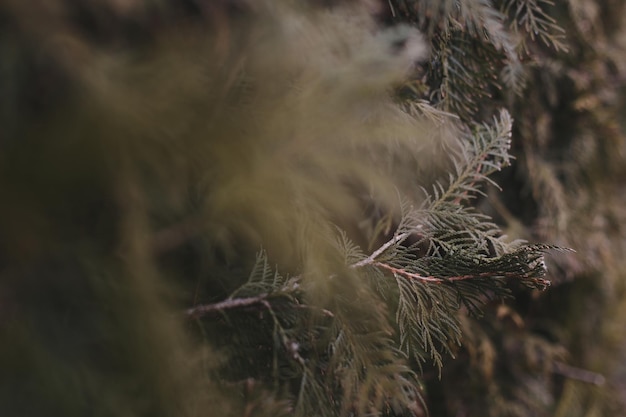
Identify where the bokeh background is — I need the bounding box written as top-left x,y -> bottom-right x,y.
1,1 -> 625,416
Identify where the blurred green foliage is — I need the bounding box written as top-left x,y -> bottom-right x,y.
2,1 -> 626,416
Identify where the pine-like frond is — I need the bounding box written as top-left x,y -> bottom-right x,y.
355,242 -> 560,367
345,108 -> 568,370
229,250 -> 290,299
392,0 -> 527,118
333,228 -> 367,266
502,0 -> 568,52
425,108 -> 513,208
395,272 -> 462,370
457,0 -> 526,94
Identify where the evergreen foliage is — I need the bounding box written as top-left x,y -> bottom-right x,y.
1,0 -> 624,417
386,0 -> 626,415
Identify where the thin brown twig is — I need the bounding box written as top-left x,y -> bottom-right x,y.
186,294 -> 270,318
185,294 -> 334,319
372,261 -> 538,284
350,232 -> 412,268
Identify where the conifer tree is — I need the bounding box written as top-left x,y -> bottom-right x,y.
2,1 -> 624,417
383,0 -> 626,415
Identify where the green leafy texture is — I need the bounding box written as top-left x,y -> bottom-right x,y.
185,23 -> 559,416
389,0 -> 516,119
502,0 -> 568,53
497,0 -> 626,412
0,1 -> 584,417
0,1 -> 434,416
428,108 -> 514,205
347,110 -> 559,374
228,251 -> 294,300
193,250 -> 426,417
391,0 -> 566,121
388,0 -> 626,415
431,312 -> 569,417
